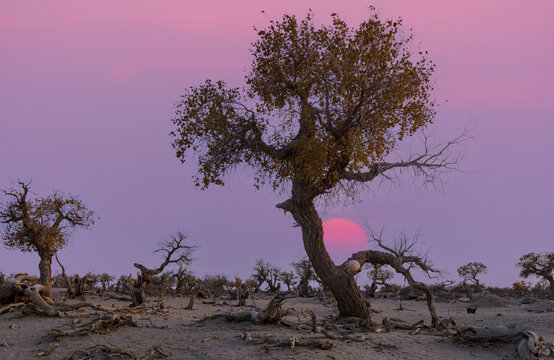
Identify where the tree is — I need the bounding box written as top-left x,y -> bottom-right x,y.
280,271 -> 296,291
517,252 -> 554,293
292,257 -> 319,297
365,263 -> 394,297
126,231 -> 195,306
251,259 -> 282,292
252,259 -> 270,292
457,262 -> 487,286
171,11 -> 460,319
0,181 -> 95,298
170,265 -> 196,295
99,273 -> 115,293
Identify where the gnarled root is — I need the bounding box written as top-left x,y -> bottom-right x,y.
455,325 -> 554,360
240,332 -> 333,351
0,302 -> 26,315
302,309 -> 366,342
66,342 -> 170,360
25,285 -> 60,316
225,294 -> 286,324
49,313 -> 137,339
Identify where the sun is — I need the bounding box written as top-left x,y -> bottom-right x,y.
322,218 -> 368,263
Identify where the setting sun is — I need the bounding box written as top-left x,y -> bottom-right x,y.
322,218 -> 368,263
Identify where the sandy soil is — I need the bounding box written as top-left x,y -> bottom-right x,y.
1,290 -> 553,359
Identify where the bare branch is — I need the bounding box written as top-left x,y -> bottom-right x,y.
340,130 -> 471,185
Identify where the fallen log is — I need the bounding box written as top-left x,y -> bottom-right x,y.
455,325 -> 553,360
225,294 -> 286,324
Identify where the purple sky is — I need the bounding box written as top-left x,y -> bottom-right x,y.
1,0 -> 553,287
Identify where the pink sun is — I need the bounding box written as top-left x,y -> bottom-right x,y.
322,218 -> 368,263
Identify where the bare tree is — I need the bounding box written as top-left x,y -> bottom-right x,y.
266,264 -> 282,293
342,231 -> 447,327
457,262 -> 487,287
517,252 -> 554,293
126,232 -> 195,306
0,181 -> 95,297
170,11 -> 466,319
54,253 -> 77,299
170,265 -> 196,295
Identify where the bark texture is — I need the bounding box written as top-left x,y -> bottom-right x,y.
278,183 -> 371,319
38,252 -> 54,299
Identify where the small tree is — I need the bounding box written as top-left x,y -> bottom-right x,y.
266,264 -> 282,292
99,273 -> 115,293
292,257 -> 319,297
0,181 -> 95,297
517,252 -> 554,293
457,262 -> 487,287
281,271 -> 296,291
252,259 -> 270,292
251,259 -> 281,292
365,263 -> 394,297
170,265 -> 196,295
127,232 -> 196,306
171,11 -> 462,319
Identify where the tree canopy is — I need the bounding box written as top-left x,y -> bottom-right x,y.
0,181 -> 95,255
171,11 -> 437,195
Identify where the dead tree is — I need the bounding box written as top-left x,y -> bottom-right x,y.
0,181 -> 95,298
457,262 -> 487,287
170,265 -> 195,295
224,294 -> 286,323
517,252 -> 554,294
127,232 -> 195,306
267,265 -> 282,293
252,259 -> 270,292
342,232 -> 447,328
54,254 -> 76,299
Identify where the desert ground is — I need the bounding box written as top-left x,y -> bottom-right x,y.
1,290 -> 552,359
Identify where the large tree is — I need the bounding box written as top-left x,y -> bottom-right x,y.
0,181 -> 95,297
171,11 -> 459,319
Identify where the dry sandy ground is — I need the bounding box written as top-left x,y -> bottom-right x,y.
1,291 -> 553,359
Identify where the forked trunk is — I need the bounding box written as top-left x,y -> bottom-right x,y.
38,252 -> 53,298
291,202 -> 370,319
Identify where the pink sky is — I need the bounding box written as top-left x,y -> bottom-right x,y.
323,219 -> 368,264
0,0 -> 553,286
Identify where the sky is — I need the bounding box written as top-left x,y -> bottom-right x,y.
0,0 -> 553,287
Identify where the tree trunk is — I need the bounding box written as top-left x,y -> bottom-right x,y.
298,274 -> 310,297
547,277 -> 554,294
368,281 -> 378,297
289,200 -> 370,319
38,252 -> 53,298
